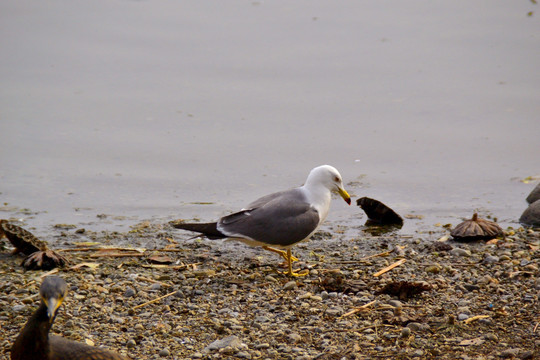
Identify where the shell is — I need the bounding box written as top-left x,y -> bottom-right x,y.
0,220 -> 48,254
450,213 -> 503,241
356,197 -> 403,226
1,220 -> 69,270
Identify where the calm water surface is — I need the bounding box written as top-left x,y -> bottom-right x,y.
1,1 -> 539,240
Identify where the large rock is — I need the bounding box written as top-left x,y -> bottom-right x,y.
519,199 -> 540,226
526,182 -> 540,204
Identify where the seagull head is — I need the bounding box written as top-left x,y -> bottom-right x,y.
305,165 -> 351,205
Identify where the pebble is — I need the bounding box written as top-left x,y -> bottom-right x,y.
400,327 -> 411,338
484,333 -> 498,342
519,350 -> 534,360
449,248 -> 471,257
288,333 -> 302,343
126,339 -> 137,348
483,255 -> 500,264
12,305 -> 26,312
204,335 -> 243,352
235,351 -> 251,359
326,308 -> 342,317
149,283 -> 161,291
388,300 -> 403,308
411,349 -> 424,357
320,291 -> 329,299
499,348 -> 521,358
283,281 -> 297,291
124,287 -> 136,298
457,313 -> 469,321
407,322 -> 428,332
463,284 -> 480,292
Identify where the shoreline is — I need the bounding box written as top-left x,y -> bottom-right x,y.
1,221 -> 538,359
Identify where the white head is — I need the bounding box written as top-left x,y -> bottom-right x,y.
304,165 -> 351,205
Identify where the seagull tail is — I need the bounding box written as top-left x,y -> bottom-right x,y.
169,221 -> 226,240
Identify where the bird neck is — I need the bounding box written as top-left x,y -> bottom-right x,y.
11,303 -> 52,360
302,183 -> 332,222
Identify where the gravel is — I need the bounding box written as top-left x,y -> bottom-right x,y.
0,222 -> 538,359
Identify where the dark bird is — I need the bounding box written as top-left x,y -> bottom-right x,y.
0,220 -> 68,270
11,276 -> 128,360
170,165 -> 351,277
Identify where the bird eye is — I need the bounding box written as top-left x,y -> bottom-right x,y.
334,176 -> 340,182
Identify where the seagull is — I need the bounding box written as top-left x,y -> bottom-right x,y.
171,165 -> 351,276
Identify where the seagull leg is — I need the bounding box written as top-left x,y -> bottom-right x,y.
283,248 -> 308,277
262,246 -> 299,262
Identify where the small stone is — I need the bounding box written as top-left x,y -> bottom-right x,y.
484,333 -> 498,342
411,349 -> 424,357
149,283 -> 161,291
124,287 -> 136,298
499,348 -> 521,358
449,248 -> 471,257
288,333 -> 302,343
425,265 -> 441,274
204,335 -> 243,352
463,284 -> 480,292
12,305 -> 26,313
320,291 -> 329,299
235,351 -> 251,359
190,352 -> 203,359
255,316 -> 271,323
520,199 -> 540,226
326,308 -> 342,317
126,339 -> 137,348
159,348 -> 170,357
407,322 -> 428,332
388,300 -> 403,308
457,313 -> 469,321
483,255 -> 500,264
400,327 -> 411,338
283,281 -> 297,291
519,350 -> 534,360
526,182 -> 540,203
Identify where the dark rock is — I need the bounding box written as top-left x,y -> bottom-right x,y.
356,197 -> 403,226
519,199 -> 540,226
526,182 -> 540,204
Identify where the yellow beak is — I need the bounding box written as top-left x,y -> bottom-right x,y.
338,187 -> 351,205
45,297 -> 64,322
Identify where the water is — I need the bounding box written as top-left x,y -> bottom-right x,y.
1,1 -> 539,240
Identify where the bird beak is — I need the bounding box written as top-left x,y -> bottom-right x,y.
337,187 -> 351,205
45,297 -> 63,323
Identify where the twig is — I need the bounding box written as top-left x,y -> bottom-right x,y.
58,247 -> 146,253
131,290 -> 177,310
39,268 -> 59,278
89,252 -> 145,258
141,262 -> 202,270
341,300 -> 377,318
464,315 -> 490,324
324,324 -> 394,333
373,258 -> 406,277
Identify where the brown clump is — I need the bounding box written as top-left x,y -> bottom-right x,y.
450,213 -> 503,241
0,220 -> 69,270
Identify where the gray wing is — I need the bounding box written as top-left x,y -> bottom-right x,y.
218,188 -> 320,247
